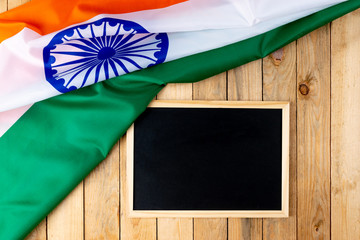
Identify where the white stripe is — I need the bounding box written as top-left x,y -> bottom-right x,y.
0,0 -> 346,136
90,0 -> 346,32
166,4 -> 341,61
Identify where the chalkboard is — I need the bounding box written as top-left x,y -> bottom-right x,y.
126,101 -> 289,218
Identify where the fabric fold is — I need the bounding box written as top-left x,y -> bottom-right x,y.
0,0 -> 344,114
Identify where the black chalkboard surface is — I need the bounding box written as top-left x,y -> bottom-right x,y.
126,101 -> 289,218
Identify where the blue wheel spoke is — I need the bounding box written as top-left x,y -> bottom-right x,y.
115,53 -> 157,62
118,48 -> 161,55
108,24 -> 123,47
103,22 -> 107,38
112,29 -> 136,50
89,37 -> 102,49
55,58 -> 99,78
118,33 -> 155,50
56,59 -> 99,79
90,24 -> 96,38
108,59 -> 119,76
98,34 -> 106,48
90,24 -> 103,48
63,59 -> 100,86
81,65 -> 97,88
76,29 -> 84,38
94,62 -> 104,83
104,60 -> 109,79
63,43 -> 98,53
109,34 -> 124,48
117,40 -> 160,53
112,58 -> 129,73
106,36 -> 112,47
51,51 -> 97,57
75,39 -> 101,51
65,67 -> 86,87
113,24 -> 122,37
52,56 -> 97,68
118,56 -> 142,69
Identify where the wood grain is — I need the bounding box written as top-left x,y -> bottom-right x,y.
7,0 -> 28,10
84,143 -> 120,240
120,136 -> 157,240
331,10 -> 360,240
0,0 -> 6,12
158,218 -> 193,240
157,83 -> 193,240
194,218 -> 227,240
263,43 -> 297,240
24,219 -> 47,240
193,73 -> 227,240
193,73 -> 227,101
228,60 -> 262,101
157,83 -> 193,101
296,25 -> 331,240
228,218 -> 262,240
227,59 -> 263,240
47,182 -> 84,240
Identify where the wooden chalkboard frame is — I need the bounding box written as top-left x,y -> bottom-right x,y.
126,100 -> 289,218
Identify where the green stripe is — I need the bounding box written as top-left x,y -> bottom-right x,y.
1,1 -> 359,239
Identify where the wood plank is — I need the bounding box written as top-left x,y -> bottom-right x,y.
228,60 -> 262,101
48,182 -> 84,240
120,136 -> 156,240
157,83 -> 193,240
158,218 -> 193,240
194,219 -> 227,240
24,219 -> 47,240
296,25 -> 331,239
157,83 -> 192,101
193,73 -> 227,240
331,10 -> 360,240
227,59 -> 263,240
227,219 -> 262,240
0,0 -> 6,12
193,74 -> 227,101
262,44 -> 297,240
84,143 -> 120,240
7,0 -> 29,10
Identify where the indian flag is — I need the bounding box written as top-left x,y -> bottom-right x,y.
1,0 -> 359,239
0,0 -> 346,137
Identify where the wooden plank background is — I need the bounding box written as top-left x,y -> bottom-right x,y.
1,1 -> 359,239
